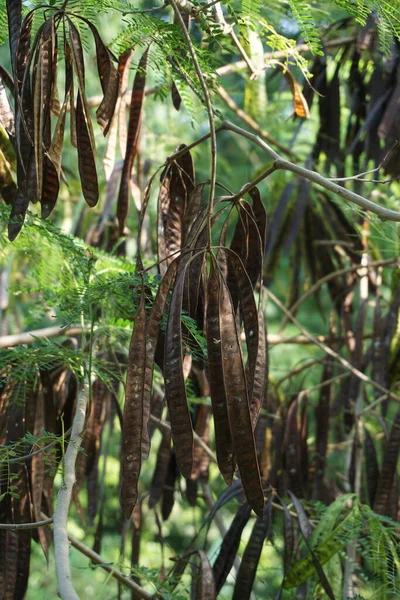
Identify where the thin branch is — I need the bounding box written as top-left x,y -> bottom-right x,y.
40,513 -> 153,600
169,0 -> 217,247
297,372 -> 350,399
0,324 -> 364,349
216,86 -> 298,160
212,2 -> 256,75
288,258 -> 399,316
0,516 -> 53,530
149,414 -> 217,463
0,325 -> 89,348
53,386 -> 88,600
265,288 -> 400,404
222,120 -> 400,222
216,36 -> 356,77
8,439 -> 61,463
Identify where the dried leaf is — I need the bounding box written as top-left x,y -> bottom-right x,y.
193,550 -> 216,600
161,450 -> 177,520
6,0 -> 22,78
286,492 -> 335,599
68,18 -> 98,206
373,407 -> 400,516
281,66 -> 310,119
118,50 -> 133,159
171,81 -> 182,111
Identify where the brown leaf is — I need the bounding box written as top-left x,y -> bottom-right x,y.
118,50 -> 134,159
157,146 -> 195,275
8,189 -> 30,240
247,187 -> 267,287
161,450 -> 177,520
373,407 -> 400,517
281,66 -> 310,119
68,18 -> 98,205
193,550 -> 216,600
171,81 -> 182,111
227,205 -> 249,311
226,249 -> 265,427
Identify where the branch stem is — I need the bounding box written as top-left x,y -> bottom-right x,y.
164,0 -> 217,246
53,386 -> 88,600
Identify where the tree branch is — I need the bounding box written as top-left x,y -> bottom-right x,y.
53,386 -> 88,600
266,288 -> 400,403
215,86 -> 298,160
216,36 -> 356,76
288,258 -> 399,316
222,120 -> 400,222
0,325 -> 89,349
169,0 -> 217,246
0,324 -> 362,349
40,513 -> 153,599
0,517 -> 53,530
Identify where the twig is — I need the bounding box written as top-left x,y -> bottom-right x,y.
222,120 -> 400,222
216,85 -> 297,160
0,324 -> 367,349
53,386 -> 88,600
0,516 -> 53,530
149,414 -> 217,464
0,325 -> 89,348
169,0 -> 217,247
265,289 -> 400,404
297,372 -> 350,399
212,2 -> 256,75
40,513 -> 153,600
288,258 -> 399,316
216,36 -> 356,76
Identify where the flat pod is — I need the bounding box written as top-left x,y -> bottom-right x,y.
232,498 -> 273,600
219,274 -> 264,516
68,18 -> 99,207
164,254 -> 196,478
85,19 -> 119,135
206,261 -> 234,485
121,291 -> 147,518
225,249 -> 265,426
117,46 -> 150,234
213,503 -> 252,593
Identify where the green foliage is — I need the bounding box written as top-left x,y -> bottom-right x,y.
287,0 -> 323,55
0,5 -> 7,46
